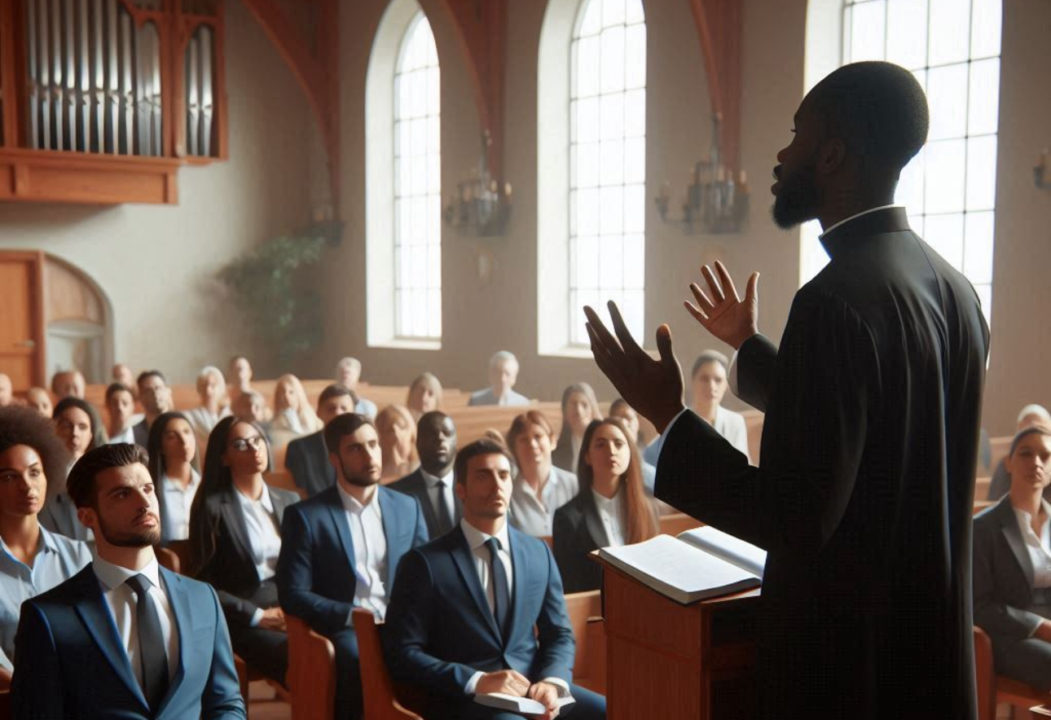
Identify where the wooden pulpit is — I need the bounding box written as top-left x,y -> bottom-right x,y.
593,553 -> 760,720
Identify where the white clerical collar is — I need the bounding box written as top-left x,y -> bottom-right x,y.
819,204 -> 903,239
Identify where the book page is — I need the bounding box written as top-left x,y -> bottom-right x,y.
475,692 -> 575,714
598,534 -> 760,604
678,525 -> 767,578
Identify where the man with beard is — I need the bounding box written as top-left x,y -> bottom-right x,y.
11,443 -> 244,719
583,61 -> 988,719
390,411 -> 462,537
276,413 -> 428,720
284,384 -> 356,497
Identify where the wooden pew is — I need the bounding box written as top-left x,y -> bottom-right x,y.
659,513 -> 703,537
974,625 -> 1051,720
287,615 -> 337,720
445,402 -> 564,446
565,590 -> 606,695
351,609 -> 426,720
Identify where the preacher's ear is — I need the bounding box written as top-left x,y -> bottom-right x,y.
817,137 -> 847,176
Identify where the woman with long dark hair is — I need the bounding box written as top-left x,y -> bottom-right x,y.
146,411 -> 201,545
40,397 -> 106,542
188,416 -> 298,685
553,417 -> 658,592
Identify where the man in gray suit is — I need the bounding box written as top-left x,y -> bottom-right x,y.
467,351 -> 529,407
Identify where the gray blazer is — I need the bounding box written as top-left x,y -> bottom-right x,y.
467,387 -> 530,407
974,495 -> 1051,643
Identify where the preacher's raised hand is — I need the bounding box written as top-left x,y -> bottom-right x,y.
584,302 -> 685,434
684,260 -> 760,350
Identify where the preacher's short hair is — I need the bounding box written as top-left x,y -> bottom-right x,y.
66,443 -> 149,508
323,413 -> 374,454
454,439 -> 512,485
691,350 -> 730,378
318,383 -> 357,410
0,405 -> 70,491
805,61 -> 928,174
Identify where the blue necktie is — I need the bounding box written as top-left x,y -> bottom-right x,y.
486,537 -> 510,639
126,574 -> 169,712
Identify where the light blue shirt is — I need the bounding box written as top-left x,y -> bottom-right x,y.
356,398 -> 378,420
0,526 -> 92,670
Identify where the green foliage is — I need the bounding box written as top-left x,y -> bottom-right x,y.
218,234 -> 327,368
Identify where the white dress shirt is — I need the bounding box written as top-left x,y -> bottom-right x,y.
92,556 -> 178,686
234,486 -> 282,582
1013,500 -> 1051,589
106,427 -> 135,445
459,519 -> 569,698
336,484 -> 389,620
420,468 -> 456,525
592,488 -> 627,547
161,470 -> 201,542
0,526 -> 92,670
508,467 -> 579,537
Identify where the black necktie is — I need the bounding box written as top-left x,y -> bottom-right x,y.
126,574 -> 169,711
486,537 -> 510,639
435,480 -> 454,535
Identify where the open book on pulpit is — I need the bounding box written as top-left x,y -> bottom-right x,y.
596,525 -> 766,605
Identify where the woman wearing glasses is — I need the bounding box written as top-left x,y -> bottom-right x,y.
189,416 -> 299,685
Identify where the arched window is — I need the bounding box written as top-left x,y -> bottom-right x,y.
803,0 -> 1001,328
365,0 -> 441,348
538,0 -> 645,355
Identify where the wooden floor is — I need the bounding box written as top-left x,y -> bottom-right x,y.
247,680 -> 291,720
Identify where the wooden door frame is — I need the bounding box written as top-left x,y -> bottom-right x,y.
0,250 -> 47,388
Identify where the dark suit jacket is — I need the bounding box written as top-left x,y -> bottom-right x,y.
656,208 -> 988,719
190,484 -> 300,627
973,496 -> 1051,644
132,419 -> 150,449
552,490 -> 628,593
276,485 -> 428,637
12,564 -> 244,719
285,431 -> 335,497
382,524 -> 575,703
388,469 -> 463,538
550,441 -> 575,474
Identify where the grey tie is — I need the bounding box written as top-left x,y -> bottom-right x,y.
126,574 -> 169,711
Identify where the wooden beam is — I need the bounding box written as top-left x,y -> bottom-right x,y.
689,0 -> 742,172
0,0 -> 22,148
240,0 -> 341,210
436,0 -> 508,180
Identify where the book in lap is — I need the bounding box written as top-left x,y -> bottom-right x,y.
597,525 -> 766,605
475,692 -> 576,714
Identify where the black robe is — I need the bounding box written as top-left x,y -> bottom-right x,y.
656,207 -> 988,719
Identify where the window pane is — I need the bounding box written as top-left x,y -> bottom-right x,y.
623,137 -> 645,184
886,0 -> 928,69
393,12 -> 441,340
970,0 -> 1001,58
575,36 -> 599,97
577,0 -> 602,36
924,213 -> 964,267
849,1 -> 886,61
625,24 -> 646,89
965,135 -> 997,211
599,93 -> 625,140
574,141 -> 600,188
926,63 -> 968,140
599,185 -> 624,234
964,211 -> 994,285
624,183 -> 644,233
923,139 -> 965,214
928,0 -> 971,65
968,58 -> 1000,136
574,97 -> 599,143
599,139 -> 624,185
600,25 -> 626,93
895,150 -> 925,209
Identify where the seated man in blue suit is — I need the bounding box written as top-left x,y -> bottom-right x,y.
383,439 -> 606,720
277,413 -> 428,720
12,443 -> 245,720
390,411 -> 462,538
284,384 -> 356,497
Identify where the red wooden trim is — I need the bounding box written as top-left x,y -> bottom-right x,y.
0,0 -> 21,148
435,0 -> 507,180
688,0 -> 742,171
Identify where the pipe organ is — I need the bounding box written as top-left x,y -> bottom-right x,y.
0,0 -> 226,204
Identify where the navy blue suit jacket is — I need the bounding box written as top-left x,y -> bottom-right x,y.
284,431 -> 336,497
382,524 -> 575,699
388,468 -> 463,539
276,485 -> 428,637
12,564 -> 244,720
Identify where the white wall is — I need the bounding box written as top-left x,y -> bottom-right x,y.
0,0 -> 315,383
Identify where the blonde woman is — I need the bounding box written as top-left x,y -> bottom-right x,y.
184,365 -> 231,456
406,372 -> 443,419
271,374 -> 322,438
375,404 -> 418,481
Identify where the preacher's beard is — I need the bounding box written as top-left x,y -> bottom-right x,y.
772,162 -> 821,229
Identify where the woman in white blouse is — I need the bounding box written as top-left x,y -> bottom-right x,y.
506,409 -> 578,537
184,365 -> 232,458
189,417 -> 300,685
552,417 -> 658,592
145,411 -> 201,545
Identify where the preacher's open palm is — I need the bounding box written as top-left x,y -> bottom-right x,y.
684,261 -> 759,350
